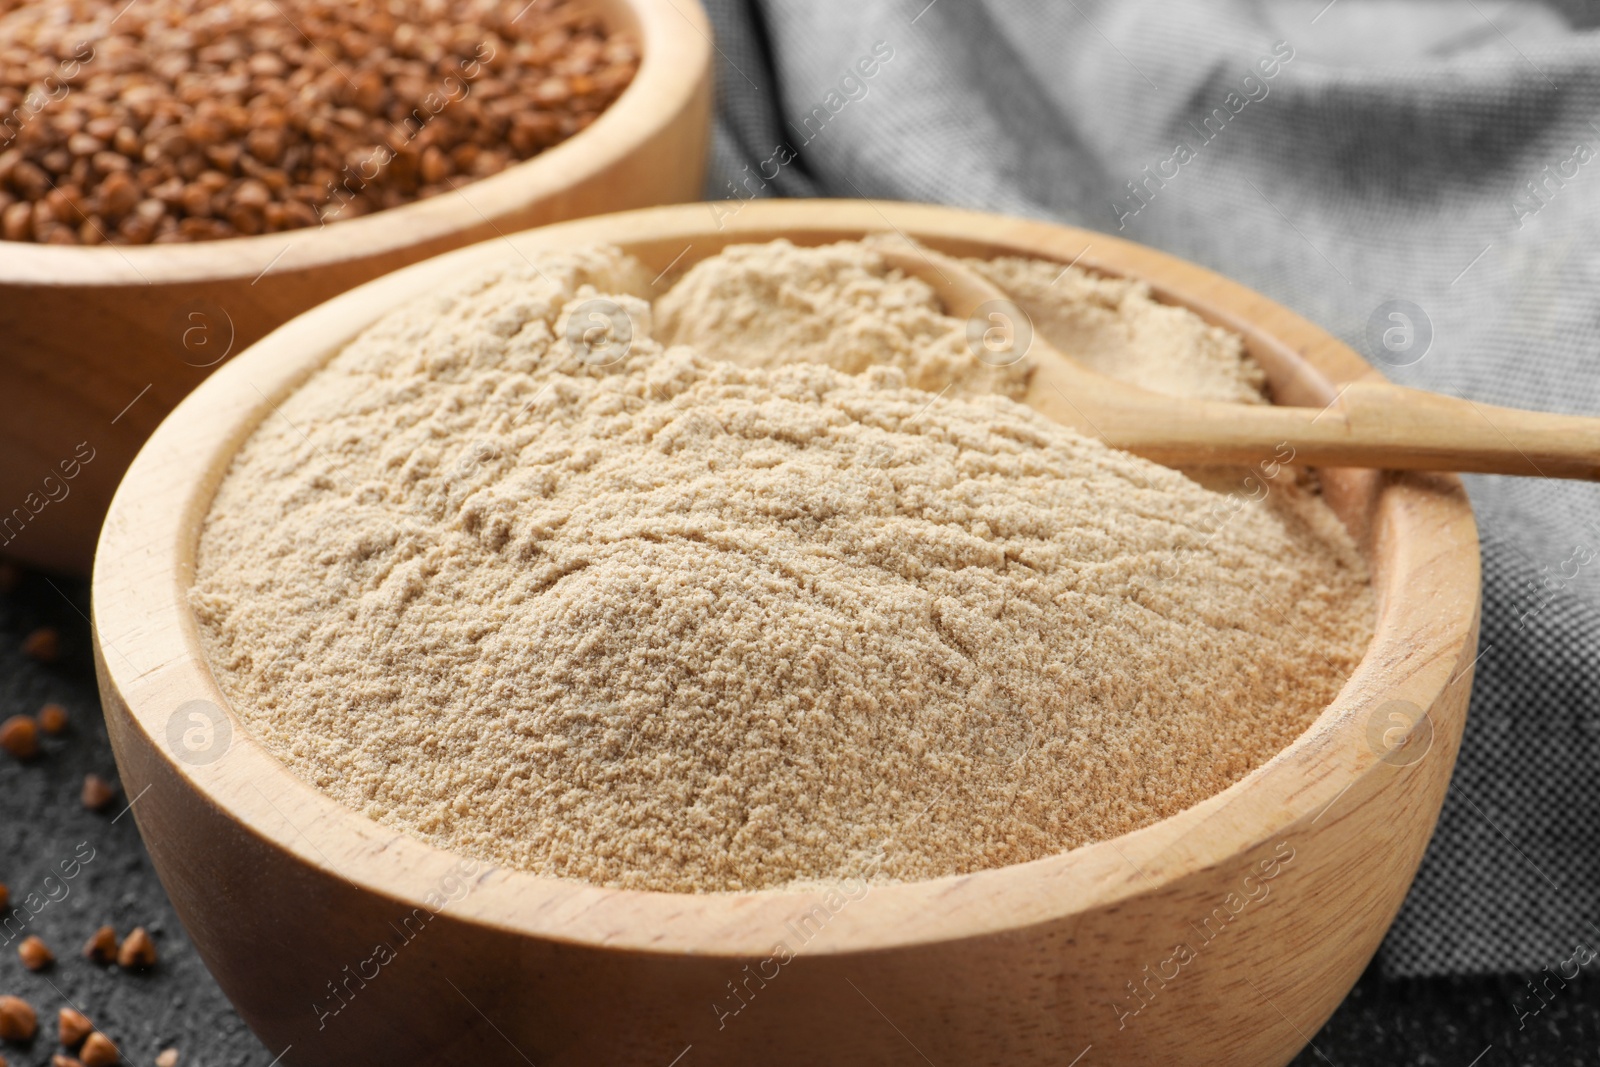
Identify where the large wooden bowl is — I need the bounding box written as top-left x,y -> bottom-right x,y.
0,0 -> 711,574
92,201 -> 1480,1067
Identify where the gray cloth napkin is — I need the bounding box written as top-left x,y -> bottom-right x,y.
699,0 -> 1600,977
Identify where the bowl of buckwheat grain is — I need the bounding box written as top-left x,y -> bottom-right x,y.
92,200 -> 1480,1067
0,0 -> 710,573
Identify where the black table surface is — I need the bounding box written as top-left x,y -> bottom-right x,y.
1,564 -> 1594,1067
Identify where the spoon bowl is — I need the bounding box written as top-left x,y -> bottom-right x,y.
875,237 -> 1600,478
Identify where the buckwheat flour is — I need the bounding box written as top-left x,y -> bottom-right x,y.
655,238 -> 1033,401
191,240 -> 1373,893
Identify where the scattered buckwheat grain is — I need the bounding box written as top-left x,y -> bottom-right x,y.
0,996 -> 36,1041
36,703 -> 68,734
80,774 -> 116,812
0,715 -> 38,759
116,928 -> 156,970
58,1008 -> 92,1050
21,626 -> 57,661
78,1033 -> 117,1067
17,935 -> 53,970
82,926 -> 118,965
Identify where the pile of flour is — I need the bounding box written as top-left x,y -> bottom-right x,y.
191,240 -> 1372,892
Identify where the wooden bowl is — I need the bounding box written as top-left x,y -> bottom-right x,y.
92,201 -> 1480,1067
0,0 -> 711,575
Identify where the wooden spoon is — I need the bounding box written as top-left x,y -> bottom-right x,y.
876,238 -> 1600,479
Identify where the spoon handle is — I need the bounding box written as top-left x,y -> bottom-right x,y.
1056,379 -> 1600,480
874,235 -> 1600,479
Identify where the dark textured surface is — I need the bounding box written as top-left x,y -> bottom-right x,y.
1291,969 -> 1600,1067
0,567 -> 262,1067
0,567 -> 1596,1066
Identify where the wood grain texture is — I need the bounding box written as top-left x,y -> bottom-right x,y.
91,201 -> 1482,1067
0,0 -> 712,575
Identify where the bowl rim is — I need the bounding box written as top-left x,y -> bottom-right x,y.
91,198 -> 1481,959
0,0 -> 710,286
